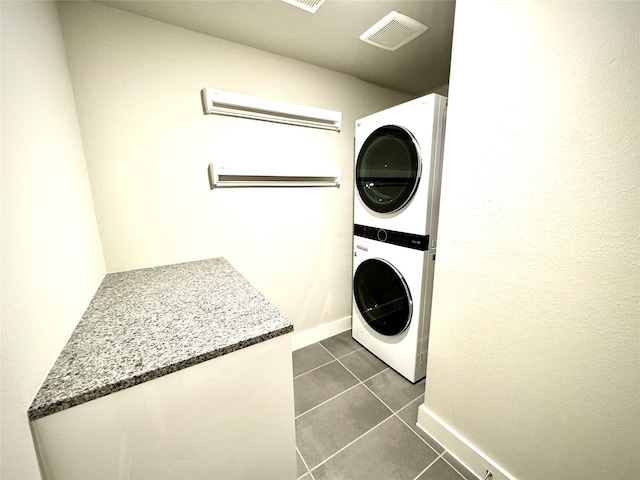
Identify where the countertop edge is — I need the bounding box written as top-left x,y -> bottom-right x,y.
27,324 -> 293,421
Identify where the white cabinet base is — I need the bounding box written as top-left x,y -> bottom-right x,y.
31,334 -> 296,480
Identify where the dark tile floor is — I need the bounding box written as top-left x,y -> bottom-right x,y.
293,330 -> 479,480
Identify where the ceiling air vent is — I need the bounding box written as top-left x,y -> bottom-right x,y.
360,11 -> 429,51
281,0 -> 326,14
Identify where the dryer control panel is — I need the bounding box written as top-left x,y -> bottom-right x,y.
354,224 -> 429,251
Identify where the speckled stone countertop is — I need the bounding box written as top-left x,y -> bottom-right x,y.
28,258 -> 293,421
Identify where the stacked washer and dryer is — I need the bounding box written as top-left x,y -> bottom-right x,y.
352,94 -> 447,383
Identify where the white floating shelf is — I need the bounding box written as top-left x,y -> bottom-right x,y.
208,164 -> 341,188
201,88 -> 341,131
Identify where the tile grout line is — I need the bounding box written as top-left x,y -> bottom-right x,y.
384,387 -> 475,479
411,452 -> 446,480
292,342 -> 365,380
294,340 -> 372,421
311,338 -> 399,474
331,344 -> 365,360
298,335 -> 474,479
392,392 -> 446,450
356,376 -> 441,457
293,358 -> 339,380
296,446 -> 314,480
317,341 -> 390,383
316,338 -> 443,479
308,414 -> 396,476
309,342 -> 403,474
395,392 -> 427,415
320,341 -> 441,457
317,340 -> 364,361
294,382 -> 362,420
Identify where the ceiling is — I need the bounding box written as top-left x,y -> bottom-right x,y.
99,0 -> 456,95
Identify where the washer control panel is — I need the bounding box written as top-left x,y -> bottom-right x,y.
354,224 -> 429,251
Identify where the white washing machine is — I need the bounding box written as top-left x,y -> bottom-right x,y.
354,93 -> 447,242
352,93 -> 447,383
351,228 -> 436,383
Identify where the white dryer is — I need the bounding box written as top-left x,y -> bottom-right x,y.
351,227 -> 436,383
354,93 -> 447,242
352,93 -> 447,383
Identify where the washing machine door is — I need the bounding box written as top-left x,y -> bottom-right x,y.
353,258 -> 413,336
356,125 -> 421,214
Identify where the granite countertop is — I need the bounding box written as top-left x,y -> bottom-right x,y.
28,258 -> 293,421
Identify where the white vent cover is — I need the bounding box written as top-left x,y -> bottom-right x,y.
360,11 -> 429,51
281,0 -> 326,13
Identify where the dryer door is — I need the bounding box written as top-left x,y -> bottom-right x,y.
353,258 -> 413,336
356,125 -> 421,214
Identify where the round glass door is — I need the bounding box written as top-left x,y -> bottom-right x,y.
356,125 -> 421,214
353,258 -> 412,336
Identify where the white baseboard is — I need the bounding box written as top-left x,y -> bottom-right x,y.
291,316 -> 352,351
417,404 -> 517,480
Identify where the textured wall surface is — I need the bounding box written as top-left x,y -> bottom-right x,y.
424,1 -> 639,478
1,2 -> 107,477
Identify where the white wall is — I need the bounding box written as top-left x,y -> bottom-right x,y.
0,2 -> 107,478
0,2 -> 411,475
56,1 -> 411,338
420,1 -> 639,479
